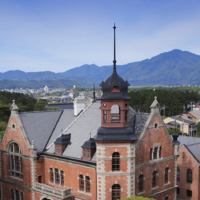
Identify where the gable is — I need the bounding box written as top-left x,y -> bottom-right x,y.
0,115 -> 32,156
135,113 -> 173,165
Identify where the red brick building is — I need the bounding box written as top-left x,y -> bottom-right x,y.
0,25 -> 179,200
176,136 -> 200,200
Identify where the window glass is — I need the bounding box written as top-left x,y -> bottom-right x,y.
112,184 -> 121,200
112,152 -> 120,171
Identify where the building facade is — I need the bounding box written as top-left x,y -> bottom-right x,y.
0,25 -> 179,200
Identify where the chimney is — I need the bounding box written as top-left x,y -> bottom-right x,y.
74,96 -> 85,116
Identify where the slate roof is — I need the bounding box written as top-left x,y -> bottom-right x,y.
19,110 -> 63,153
46,109 -> 76,148
178,136 -> 200,163
46,102 -> 101,162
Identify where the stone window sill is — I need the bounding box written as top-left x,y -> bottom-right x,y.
137,191 -> 145,195
49,181 -> 65,188
9,176 -> 23,182
164,182 -> 170,186
78,190 -> 92,196
186,182 -> 192,184
151,186 -> 158,191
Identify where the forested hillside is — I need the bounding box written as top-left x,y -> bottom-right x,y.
129,89 -> 200,116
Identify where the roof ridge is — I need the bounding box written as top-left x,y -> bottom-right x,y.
19,110 -> 61,114
187,142 -> 200,147
46,101 -> 93,150
43,110 -> 64,152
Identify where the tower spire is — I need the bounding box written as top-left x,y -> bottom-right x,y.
113,22 -> 117,72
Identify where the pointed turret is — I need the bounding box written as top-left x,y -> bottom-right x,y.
10,100 -> 19,115
150,96 -> 160,114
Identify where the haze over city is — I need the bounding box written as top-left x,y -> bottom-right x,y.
1,0 -> 200,73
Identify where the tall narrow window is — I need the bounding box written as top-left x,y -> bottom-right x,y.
112,184 -> 121,200
11,189 -> 14,200
112,152 -> 120,171
61,170 -> 64,186
150,148 -> 152,160
138,175 -> 143,192
149,148 -> 153,160
79,175 -> 84,191
177,188 -> 180,195
187,169 -> 192,183
16,190 -> 19,200
111,105 -> 120,122
165,168 -> 169,183
50,168 -> 54,183
153,147 -> 158,159
86,176 -> 90,192
159,147 -> 162,158
152,171 -> 157,188
87,149 -> 90,159
177,167 -> 180,181
9,143 -> 23,179
187,190 -> 192,197
83,149 -> 86,158
55,169 -> 60,184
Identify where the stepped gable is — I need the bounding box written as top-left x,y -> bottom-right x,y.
19,110 -> 62,153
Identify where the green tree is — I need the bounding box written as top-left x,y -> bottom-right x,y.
168,127 -> 180,135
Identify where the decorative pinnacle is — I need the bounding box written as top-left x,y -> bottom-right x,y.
113,23 -> 117,73
90,132 -> 91,138
154,96 -> 157,100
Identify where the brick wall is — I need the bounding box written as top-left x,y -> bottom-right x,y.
177,145 -> 199,200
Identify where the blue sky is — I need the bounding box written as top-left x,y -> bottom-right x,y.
0,0 -> 200,72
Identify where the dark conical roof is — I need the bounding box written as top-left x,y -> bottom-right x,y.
100,70 -> 130,100
81,138 -> 96,149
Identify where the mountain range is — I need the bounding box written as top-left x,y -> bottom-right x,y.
1,49 -> 200,89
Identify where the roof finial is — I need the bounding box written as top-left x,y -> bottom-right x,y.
90,132 -> 91,138
155,96 -> 157,100
113,22 -> 117,73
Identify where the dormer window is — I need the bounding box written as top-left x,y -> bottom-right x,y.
54,134 -> 71,155
82,137 -> 96,161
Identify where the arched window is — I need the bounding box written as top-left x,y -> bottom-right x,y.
138,175 -> 143,192
187,169 -> 192,183
61,170 -> 64,186
50,168 -> 54,183
152,171 -> 157,188
165,168 -> 169,183
112,184 -> 121,200
150,148 -> 152,160
159,147 -> 162,158
111,105 -> 120,122
9,143 -> 23,179
86,176 -> 90,192
112,152 -> 120,171
177,167 -> 180,181
79,175 -> 84,191
55,169 -> 60,184
153,147 -> 158,159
